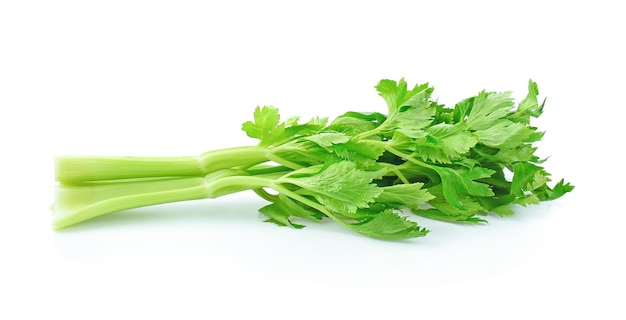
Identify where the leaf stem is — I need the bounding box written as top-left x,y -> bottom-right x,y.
270,184 -> 349,228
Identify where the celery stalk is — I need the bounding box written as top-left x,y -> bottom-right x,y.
55,146 -> 270,184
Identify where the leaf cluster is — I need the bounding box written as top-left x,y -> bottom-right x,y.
242,78 -> 573,240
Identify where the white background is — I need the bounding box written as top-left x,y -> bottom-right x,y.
1,0 -> 624,319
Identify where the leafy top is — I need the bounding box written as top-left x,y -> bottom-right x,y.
241,78 -> 572,240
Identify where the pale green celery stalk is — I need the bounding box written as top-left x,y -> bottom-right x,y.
52,170 -> 281,229
55,146 -> 270,184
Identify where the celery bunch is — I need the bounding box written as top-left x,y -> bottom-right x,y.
53,79 -> 572,240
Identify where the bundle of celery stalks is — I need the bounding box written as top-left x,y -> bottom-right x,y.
53,79 -> 572,240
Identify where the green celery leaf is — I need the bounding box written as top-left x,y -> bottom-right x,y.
414,208 -> 487,223
377,183 -> 435,210
242,106 -> 280,138
466,91 -> 515,130
418,185 -> 487,222
523,130 -> 545,143
347,209 -> 429,240
267,116 -> 329,147
495,145 -> 540,163
380,97 -> 436,138
243,107 -> 329,147
282,161 -> 383,214
431,166 -> 495,209
272,140 -> 334,167
327,115 -> 379,135
334,203 -> 390,220
476,194 -> 516,211
510,162 -> 547,196
376,79 -> 407,113
277,194 -> 324,221
328,140 -> 386,167
389,131 -> 420,154
376,78 -> 433,113
335,111 -> 387,124
535,179 -> 575,200
474,119 -> 535,148
412,123 -> 478,163
394,163 -> 440,186
490,205 -> 516,217
395,104 -> 437,135
396,128 -> 429,139
472,144 -> 540,164
259,200 -> 306,229
511,80 -> 544,123
280,116 -> 328,138
453,97 -> 474,123
432,103 -> 455,124
304,132 -> 351,148
242,106 -> 285,146
515,194 -> 541,206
